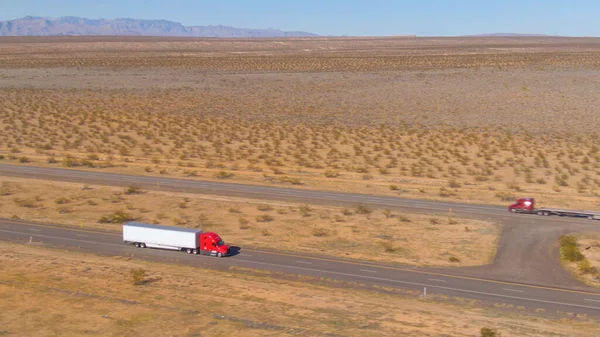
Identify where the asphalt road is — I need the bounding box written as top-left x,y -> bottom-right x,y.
0,163 -> 506,219
2,164 -> 600,315
2,219 -> 600,316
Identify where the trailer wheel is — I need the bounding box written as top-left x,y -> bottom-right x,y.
589,215 -> 594,220
135,243 -> 140,248
140,243 -> 146,248
186,248 -> 193,254
537,211 -> 544,216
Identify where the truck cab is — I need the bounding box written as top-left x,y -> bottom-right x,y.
200,232 -> 230,257
508,197 -> 535,213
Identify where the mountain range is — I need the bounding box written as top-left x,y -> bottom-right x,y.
0,16 -> 319,38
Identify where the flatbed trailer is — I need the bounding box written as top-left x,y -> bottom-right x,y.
508,198 -> 600,220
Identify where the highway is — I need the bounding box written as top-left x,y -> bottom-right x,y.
0,163 -> 506,219
2,219 -> 600,316
2,163 -> 600,315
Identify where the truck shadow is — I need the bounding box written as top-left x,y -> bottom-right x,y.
228,246 -> 242,257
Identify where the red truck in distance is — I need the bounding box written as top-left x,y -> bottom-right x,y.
508,197 -> 600,220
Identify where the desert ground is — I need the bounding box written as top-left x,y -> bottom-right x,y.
1,36 -> 600,210
2,36 -> 600,335
1,242 -> 599,337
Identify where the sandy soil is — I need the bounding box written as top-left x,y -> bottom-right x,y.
1,242 -> 598,337
1,37 -> 600,210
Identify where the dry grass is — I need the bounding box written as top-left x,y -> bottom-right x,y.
1,242 -> 599,337
0,177 -> 498,267
562,233 -> 600,288
1,86 -> 600,209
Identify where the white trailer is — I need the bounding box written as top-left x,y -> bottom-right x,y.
123,222 -> 202,252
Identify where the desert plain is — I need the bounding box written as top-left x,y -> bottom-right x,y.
2,36 -> 600,336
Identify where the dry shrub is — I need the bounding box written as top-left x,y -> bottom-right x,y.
0,182 -> 14,196
383,209 -> 393,218
125,185 -> 142,195
98,210 -> 137,224
299,205 -> 312,217
495,191 -> 515,202
381,240 -> 397,253
257,204 -> 274,212
216,171 -> 234,179
578,259 -> 598,275
13,198 -> 39,208
480,327 -> 500,337
312,227 -> 329,237
238,217 -> 250,229
55,197 -> 70,204
130,268 -> 146,285
256,214 -> 274,222
355,205 -> 372,214
398,215 -> 411,223
560,235 -> 584,262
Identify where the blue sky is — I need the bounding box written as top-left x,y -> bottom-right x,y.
1,0 -> 599,36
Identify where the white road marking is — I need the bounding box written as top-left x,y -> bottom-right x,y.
296,261 -> 312,265
585,299 -> 600,303
360,269 -> 377,273
243,254 -> 253,257
428,278 -> 447,283
29,229 -> 41,232
503,288 -> 525,293
76,234 -> 89,237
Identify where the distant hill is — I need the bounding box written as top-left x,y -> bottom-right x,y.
0,16 -> 319,38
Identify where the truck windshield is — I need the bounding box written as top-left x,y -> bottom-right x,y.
217,240 -> 225,246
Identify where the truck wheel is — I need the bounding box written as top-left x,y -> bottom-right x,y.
193,249 -> 199,254
589,215 -> 594,220
217,252 -> 223,258
537,211 -> 544,216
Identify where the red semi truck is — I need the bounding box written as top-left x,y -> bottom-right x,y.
123,222 -> 231,257
508,197 -> 600,220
